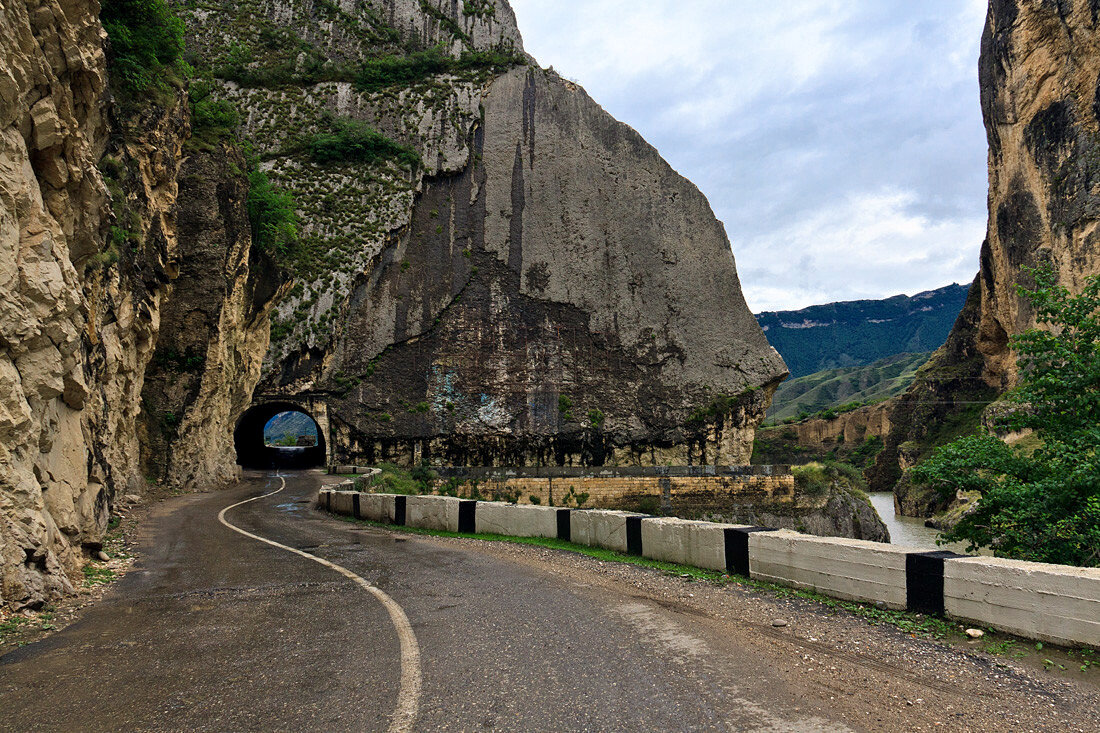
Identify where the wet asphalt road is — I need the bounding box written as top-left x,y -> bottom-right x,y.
2,470 -> 1098,732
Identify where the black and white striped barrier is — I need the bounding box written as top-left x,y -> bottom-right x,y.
317,489 -> 1100,649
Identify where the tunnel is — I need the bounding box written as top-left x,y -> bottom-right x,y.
234,402 -> 327,470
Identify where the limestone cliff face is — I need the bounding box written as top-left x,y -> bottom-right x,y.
1,0 -> 109,608
870,0 -> 1100,508
1,1 -> 274,609
139,146 -> 279,489
183,0 -> 787,467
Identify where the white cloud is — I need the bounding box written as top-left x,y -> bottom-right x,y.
508,0 -> 991,312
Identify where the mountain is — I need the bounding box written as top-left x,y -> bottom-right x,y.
264,412 -> 318,445
755,284 -> 970,379
766,352 -> 931,423
0,0 -> 784,608
869,0 -> 1100,513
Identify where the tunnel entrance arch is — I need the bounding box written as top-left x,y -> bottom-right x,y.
235,400 -> 328,469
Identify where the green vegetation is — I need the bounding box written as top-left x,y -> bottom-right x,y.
100,0 -> 187,97
688,390 -> 756,426
462,0 -> 497,18
792,461 -> 867,498
768,352 -> 929,423
152,346 -> 205,373
187,80 -> 239,151
909,267 -> 1100,566
247,166 -> 299,259
587,408 -> 605,429
558,395 -> 574,422
355,46 -> 521,93
81,563 -> 117,587
308,116 -> 421,170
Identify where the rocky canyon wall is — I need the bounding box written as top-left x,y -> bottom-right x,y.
182,0 -> 787,468
1,0 -> 275,609
870,0 -> 1100,509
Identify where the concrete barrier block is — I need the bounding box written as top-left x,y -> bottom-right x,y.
317,489 -> 334,510
944,556 -> 1100,647
641,518 -> 747,572
405,495 -> 462,532
570,510 -> 637,553
359,493 -> 396,523
331,491 -> 356,516
749,530 -> 909,609
475,503 -> 559,538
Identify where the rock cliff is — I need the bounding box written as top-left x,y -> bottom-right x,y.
1,0 -> 783,608
870,0 -> 1100,509
0,0 -> 275,609
181,0 -> 787,467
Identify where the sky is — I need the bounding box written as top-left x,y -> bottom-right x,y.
507,0 -> 991,312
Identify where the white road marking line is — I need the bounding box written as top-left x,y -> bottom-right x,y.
217,472 -> 422,733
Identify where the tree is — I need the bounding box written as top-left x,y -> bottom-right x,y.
909,266 -> 1100,566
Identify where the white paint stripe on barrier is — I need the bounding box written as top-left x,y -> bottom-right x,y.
749,530 -> 909,609
474,503 -> 558,538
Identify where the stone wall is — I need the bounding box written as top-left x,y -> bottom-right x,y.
431,466 -> 795,512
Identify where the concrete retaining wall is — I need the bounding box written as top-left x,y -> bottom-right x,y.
316,488 -> 1100,648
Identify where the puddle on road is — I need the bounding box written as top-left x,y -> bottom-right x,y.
276,503 -> 301,513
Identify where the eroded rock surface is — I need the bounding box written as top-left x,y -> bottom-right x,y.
870,0 -> 1100,509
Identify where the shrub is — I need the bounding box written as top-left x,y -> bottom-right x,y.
100,0 -> 186,96
247,167 -> 299,259
909,266 -> 1100,566
355,46 -> 523,93
308,116 -> 421,170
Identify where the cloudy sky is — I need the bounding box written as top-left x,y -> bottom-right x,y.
508,0 -> 991,312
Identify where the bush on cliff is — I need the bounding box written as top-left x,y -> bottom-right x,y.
308,116 -> 421,170
909,267 -> 1100,566
101,0 -> 186,96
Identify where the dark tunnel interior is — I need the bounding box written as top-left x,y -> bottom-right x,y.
234,402 -> 326,470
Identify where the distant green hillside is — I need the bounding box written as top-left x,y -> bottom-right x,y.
264,411 -> 318,446
757,284 -> 969,378
767,352 -> 931,423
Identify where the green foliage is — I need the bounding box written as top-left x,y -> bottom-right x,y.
848,435 -> 884,468
463,0 -> 496,18
247,166 -> 299,259
688,390 -> 755,425
558,395 -> 574,422
767,352 -> 929,423
587,408 -> 605,429
909,267 -> 1100,566
187,80 -> 239,150
100,0 -> 186,96
308,116 -> 421,170
528,495 -> 541,505
82,563 -> 116,587
792,463 -> 831,497
411,462 -> 436,492
153,346 -> 205,373
757,284 -> 969,379
355,45 -> 523,92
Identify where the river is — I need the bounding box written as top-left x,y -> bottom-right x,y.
867,491 -> 977,554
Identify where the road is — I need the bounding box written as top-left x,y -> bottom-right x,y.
1,470 -> 1097,732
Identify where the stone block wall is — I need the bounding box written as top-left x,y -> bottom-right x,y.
429,466 -> 795,513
